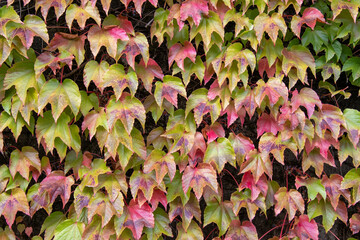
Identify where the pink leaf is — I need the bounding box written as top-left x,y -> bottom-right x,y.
180,0 -> 209,26
289,215 -> 319,240
257,113 -> 282,137
168,41 -> 196,71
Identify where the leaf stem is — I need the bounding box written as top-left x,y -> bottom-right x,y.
279,212 -> 288,238
223,168 -> 239,187
258,225 -> 283,240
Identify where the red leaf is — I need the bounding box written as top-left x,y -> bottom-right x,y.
222,101 -> 239,127
254,78 -> 288,107
224,220 -> 258,240
124,200 -> 154,240
168,41 -> 196,71
169,194 -> 201,231
239,172 -> 268,201
38,170 -> 75,207
202,122 -> 225,143
228,132 -> 255,164
289,215 -> 319,240
305,132 -> 339,159
257,113 -> 283,137
182,163 -> 218,200
180,0 -> 209,26
258,58 -> 276,78
321,174 -> 351,210
188,132 -> 207,165
291,8 -> 326,38
240,150 -> 272,183
108,26 -> 129,40
291,88 -> 322,118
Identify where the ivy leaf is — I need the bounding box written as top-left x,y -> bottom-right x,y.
231,189 -> 266,221
336,13 -> 360,44
53,219 -> 84,240
239,172 -> 268,202
225,43 -> 256,74
169,194 -> 201,231
135,58 -> 164,93
66,2 -> 101,30
291,88 -> 322,118
204,199 -> 236,236
38,170 -> 75,207
331,0 -> 360,22
176,220 -> 203,240
322,174 -> 351,210
35,0 -> 72,19
240,150 -> 272,183
343,108 -> 360,146
289,215 -> 319,240
185,88 -> 221,125
291,7 -> 326,38
254,77 -> 288,107
341,168 -> 360,204
254,13 -> 287,44
312,104 -> 345,139
143,208 -> 172,239
38,78 -> 81,122
36,111 -> 72,152
78,158 -> 111,190
343,57 -> 360,82
0,188 -> 29,226
203,137 -> 236,172
121,32 -> 149,69
4,61 -> 38,104
46,32 -> 86,65
202,122 -> 225,143
154,75 -> 187,108
106,94 -> 146,135
180,0 -> 209,26
87,192 -> 119,227
339,136 -> 360,167
301,27 -> 328,53
40,212 -> 66,240
190,11 -> 224,51
83,60 -> 109,91
257,113 -> 282,137
259,132 -> 297,165
143,149 -> 176,185
9,146 -> 41,181
165,170 -> 191,205
350,213 -> 360,234
182,163 -> 218,200
34,52 -> 73,79
102,64 -> 138,99
274,187 -> 305,220
295,177 -> 326,201
82,108 -> 109,140
308,198 -> 347,232
302,149 -> 335,177
224,220 -> 257,240
120,200 -> 155,240
94,170 -> 127,203
282,45 -> 316,84
130,170 -> 158,202
88,25 -> 129,59
168,41 -> 196,71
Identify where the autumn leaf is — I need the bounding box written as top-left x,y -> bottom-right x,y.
83,60 -> 109,91
180,0 -> 209,26
165,170 -> 191,205
274,187 -> 305,220
143,208 -> 172,239
240,150 -> 272,183
94,170 -> 127,203
231,189 -> 266,221
204,199 -> 236,236
154,75 -> 187,108
254,13 -> 287,44
203,137 -> 236,172
331,0 -> 360,22
82,108 -> 109,140
291,7 -> 326,38
130,170 -> 159,202
341,168 -> 360,205
78,158 -> 111,190
182,163 -> 218,200
176,220 -> 203,240
0,188 -> 29,226
38,171 -> 75,207
116,200 -> 154,240
225,43 -> 256,74
143,149 -> 176,184
38,78 -> 81,122
9,146 -> 41,181
239,172 -> 268,202
282,45 -> 316,84
135,58 -> 164,93
120,32 -> 149,69
291,88 -> 322,118
169,194 -> 201,231
87,192 -> 120,227
224,220 -> 258,240
65,2 -> 101,30
46,32 -> 86,65
35,0 -> 72,19
168,41 -> 196,71
288,215 -> 319,240
34,52 -> 73,79
302,148 -> 336,177
106,94 -> 146,135
257,113 -> 282,137
343,108 -> 360,147
322,174 -> 351,210
350,213 -> 360,234
295,177 -> 326,201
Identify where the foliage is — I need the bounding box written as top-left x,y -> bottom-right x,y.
0,0 -> 360,239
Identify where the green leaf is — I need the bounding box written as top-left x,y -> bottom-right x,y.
165,170 -> 190,205
40,212 -> 66,240
204,137 -> 236,172
36,111 -> 72,152
38,78 -> 81,122
343,57 -> 360,83
66,2 -> 101,30
4,61 -> 39,104
302,27 -> 328,53
9,146 -> 41,181
54,219 -> 84,240
295,177 -> 326,201
204,199 -> 236,236
341,168 -> 360,204
176,220 -> 203,240
83,60 -> 110,91
143,208 -> 172,239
